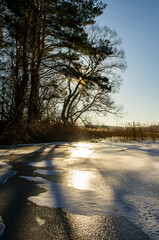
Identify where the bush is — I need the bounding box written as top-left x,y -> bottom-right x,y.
0,121 -> 159,145
0,121 -> 89,144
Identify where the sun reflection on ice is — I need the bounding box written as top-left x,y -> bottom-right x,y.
71,143 -> 92,158
68,170 -> 94,190
64,143 -> 95,190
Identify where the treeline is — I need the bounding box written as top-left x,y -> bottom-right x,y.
0,0 -> 126,130
1,121 -> 158,145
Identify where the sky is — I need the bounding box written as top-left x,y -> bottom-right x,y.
95,0 -> 159,126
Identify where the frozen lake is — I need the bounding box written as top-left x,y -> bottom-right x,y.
0,141 -> 159,239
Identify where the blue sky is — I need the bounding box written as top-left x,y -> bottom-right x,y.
95,0 -> 159,125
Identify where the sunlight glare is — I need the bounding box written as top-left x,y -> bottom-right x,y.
68,170 -> 94,190
71,143 -> 92,158
64,143 -> 95,190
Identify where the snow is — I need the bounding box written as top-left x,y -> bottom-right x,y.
1,141 -> 159,239
0,160 -> 17,237
20,175 -> 115,216
34,169 -> 59,175
36,216 -> 45,226
0,142 -> 69,156
0,160 -> 17,184
28,160 -> 55,168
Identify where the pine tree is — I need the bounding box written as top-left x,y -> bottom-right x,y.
0,0 -> 106,123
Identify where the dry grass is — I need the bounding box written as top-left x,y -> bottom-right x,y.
87,122 -> 159,142
0,121 -> 89,144
0,121 -> 159,145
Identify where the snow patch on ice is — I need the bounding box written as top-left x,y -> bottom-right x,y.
0,161 -> 16,184
0,161 -> 10,167
119,194 -> 159,240
13,141 -> 159,240
20,175 -> 116,216
34,169 -> 59,175
28,160 -> 55,168
36,216 -> 45,226
0,142 -> 69,156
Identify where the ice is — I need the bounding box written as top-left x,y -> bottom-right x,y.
0,161 -> 10,167
0,142 -> 69,156
28,160 -> 55,168
20,175 -> 115,216
34,169 -> 59,175
1,141 -> 159,239
0,160 -> 16,184
19,141 -> 159,240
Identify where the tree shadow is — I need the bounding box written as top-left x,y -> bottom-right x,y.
105,141 -> 159,157
0,143 -> 75,239
0,144 -> 49,238
58,142 -> 157,239
91,158 -> 158,240
41,145 -> 74,239
0,145 -> 46,236
0,141 -> 156,239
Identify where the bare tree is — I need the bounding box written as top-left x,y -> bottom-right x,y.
57,25 -> 126,124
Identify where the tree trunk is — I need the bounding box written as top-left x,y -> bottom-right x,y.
28,70 -> 41,122
14,24 -> 29,124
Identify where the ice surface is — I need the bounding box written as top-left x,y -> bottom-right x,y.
3,141 -> 159,239
0,160 -> 16,184
0,142 -> 69,156
34,169 -> 59,175
28,160 -> 55,168
20,175 -> 115,215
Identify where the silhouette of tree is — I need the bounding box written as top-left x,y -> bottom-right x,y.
0,0 -> 106,124
55,25 -> 126,124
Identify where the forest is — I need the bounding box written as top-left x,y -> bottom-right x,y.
0,0 -> 126,143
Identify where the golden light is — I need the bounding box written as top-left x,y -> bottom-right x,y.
71,143 -> 92,158
67,170 -> 94,190
64,143 -> 95,190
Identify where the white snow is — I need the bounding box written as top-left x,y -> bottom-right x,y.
28,160 -> 55,168
36,216 -> 45,226
0,160 -> 16,184
2,141 -> 159,239
34,169 -> 59,175
20,175 -> 115,216
0,142 -> 69,156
